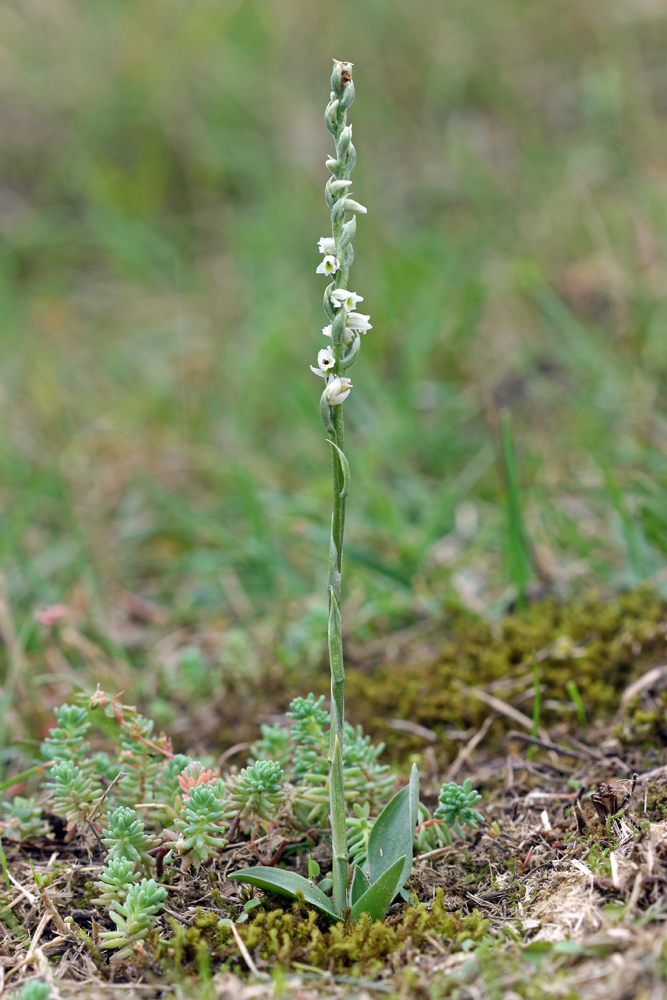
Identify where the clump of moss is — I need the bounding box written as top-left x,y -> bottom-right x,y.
227,890 -> 487,977
344,590 -> 667,756
160,891 -> 488,979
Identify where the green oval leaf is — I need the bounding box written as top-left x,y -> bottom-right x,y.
350,855 -> 405,923
367,764 -> 419,898
350,865 -> 369,907
229,866 -> 340,921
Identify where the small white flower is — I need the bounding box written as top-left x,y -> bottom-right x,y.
317,237 -> 336,255
317,347 -> 336,371
346,312 -> 372,333
322,325 -> 332,338
330,289 -> 363,310
316,255 -> 340,276
324,376 -> 353,405
310,346 -> 336,378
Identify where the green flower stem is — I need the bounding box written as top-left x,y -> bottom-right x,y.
319,59 -> 362,914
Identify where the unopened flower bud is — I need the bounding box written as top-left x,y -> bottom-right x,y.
338,80 -> 355,112
325,157 -> 339,173
331,307 -> 347,343
337,126 -> 352,154
325,377 -> 353,406
344,198 -> 367,215
323,284 -> 336,321
331,61 -> 343,92
340,331 -> 361,369
338,215 -> 356,250
325,177 -> 353,209
327,179 -> 353,195
341,143 -> 356,172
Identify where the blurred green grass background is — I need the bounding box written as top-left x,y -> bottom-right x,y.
2,0 -> 667,741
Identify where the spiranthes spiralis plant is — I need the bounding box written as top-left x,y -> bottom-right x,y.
231,61 -> 423,923
46,761 -> 95,825
226,760 -> 285,831
175,782 -> 227,870
41,704 -> 91,766
99,878 -> 167,960
415,779 -> 484,851
0,796 -> 50,841
102,806 -> 160,870
93,856 -> 138,907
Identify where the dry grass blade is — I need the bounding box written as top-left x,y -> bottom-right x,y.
445,715 -> 495,781
456,683 -> 539,731
229,921 -> 270,982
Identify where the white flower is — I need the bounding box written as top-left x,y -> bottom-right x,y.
317,347 -> 336,371
310,346 -> 336,378
322,325 -> 332,338
346,312 -> 372,334
324,377 -> 352,405
316,255 -> 340,276
330,289 -> 363,310
317,237 -> 336,255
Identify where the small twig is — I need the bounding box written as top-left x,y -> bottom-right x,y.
6,870 -> 39,906
388,719 -> 437,742
415,844 -> 459,862
229,920 -> 269,981
506,731 -> 589,760
456,683 -> 543,733
89,770 -> 126,823
573,799 -> 588,833
445,714 -> 495,781
35,879 -> 69,936
217,743 -> 252,769
265,838 -> 289,867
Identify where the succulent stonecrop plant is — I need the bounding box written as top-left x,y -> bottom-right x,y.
41,704 -> 91,766
102,806 -> 160,870
435,779 -> 484,833
226,760 -> 285,830
0,796 -> 50,841
99,878 -> 168,960
249,723 -> 291,769
93,856 -> 138,907
175,782 -> 227,870
46,761 -> 96,826
117,713 -> 168,807
415,779 -> 484,852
